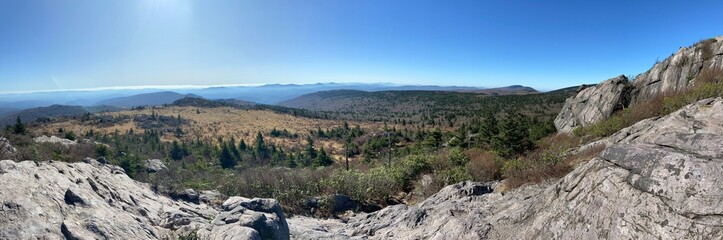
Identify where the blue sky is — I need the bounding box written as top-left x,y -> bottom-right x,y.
1,0 -> 722,92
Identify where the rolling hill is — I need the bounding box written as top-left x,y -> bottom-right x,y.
95,91 -> 201,107
279,86 -> 576,127
0,105 -> 122,126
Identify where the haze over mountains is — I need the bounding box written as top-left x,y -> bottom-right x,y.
0,82 -> 540,124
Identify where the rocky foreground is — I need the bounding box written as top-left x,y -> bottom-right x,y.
290,97 -> 723,239
0,158 -> 289,239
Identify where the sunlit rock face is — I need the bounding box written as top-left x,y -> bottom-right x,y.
554,75 -> 632,134
554,36 -> 723,133
631,36 -> 723,105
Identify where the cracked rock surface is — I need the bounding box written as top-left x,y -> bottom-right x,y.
0,158 -> 289,240
291,98 -> 723,239
632,36 -> 723,105
554,75 -> 632,133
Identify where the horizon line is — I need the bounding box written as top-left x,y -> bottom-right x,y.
0,82 -> 501,95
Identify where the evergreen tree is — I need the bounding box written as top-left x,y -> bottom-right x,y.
285,157 -> 297,168
314,147 -> 333,167
238,139 -> 247,151
254,132 -> 267,158
219,143 -> 236,169
229,137 -> 240,160
479,113 -> 498,146
305,135 -> 317,160
13,116 -> 26,134
170,140 -> 184,160
491,113 -> 533,158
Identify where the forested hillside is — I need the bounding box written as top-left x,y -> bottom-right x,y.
280,87 -> 578,128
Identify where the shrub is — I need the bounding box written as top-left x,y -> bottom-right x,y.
503,161 -> 570,189
388,154 -> 432,190
699,38 -> 717,61
435,166 -> 473,186
575,93 -> 665,138
95,145 -> 109,157
464,149 -> 501,182
64,131 -> 77,141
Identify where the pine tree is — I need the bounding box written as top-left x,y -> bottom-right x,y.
254,132 -> 267,158
170,140 -> 184,160
229,137 -> 240,160
305,135 -> 317,160
238,139 -> 247,151
491,113 -> 533,158
219,143 -> 236,169
13,116 -> 26,134
314,147 -> 333,167
479,113 -> 498,146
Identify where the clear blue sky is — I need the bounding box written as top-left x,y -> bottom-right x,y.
1,0 -> 722,92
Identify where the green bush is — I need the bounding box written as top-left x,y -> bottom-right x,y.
435,166 -> 473,186
64,131 -> 77,141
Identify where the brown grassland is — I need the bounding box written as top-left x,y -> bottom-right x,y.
31,106 -> 390,161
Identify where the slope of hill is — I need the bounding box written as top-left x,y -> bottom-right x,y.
95,91 -> 201,107
279,87 -> 575,127
0,105 -> 122,126
464,85 -> 538,95
0,108 -> 18,116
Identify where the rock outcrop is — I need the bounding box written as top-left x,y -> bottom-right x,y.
0,158 -> 289,240
0,137 -> 16,158
34,135 -> 77,146
555,36 -> 723,133
291,97 -> 723,239
145,158 -> 168,173
632,36 -> 723,104
200,197 -> 290,240
554,75 -> 632,133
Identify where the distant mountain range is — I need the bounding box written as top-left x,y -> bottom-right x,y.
96,91 -> 201,108
0,82 -> 493,109
0,83 -> 546,126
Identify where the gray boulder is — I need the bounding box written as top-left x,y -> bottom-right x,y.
0,137 -> 16,158
554,75 -> 632,133
199,197 -> 290,240
291,97 -> 723,239
145,158 -> 167,173
33,135 -> 77,146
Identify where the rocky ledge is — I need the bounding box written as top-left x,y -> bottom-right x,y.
0,158 -> 289,240
555,36 -> 723,133
554,75 -> 632,133
291,97 -> 723,239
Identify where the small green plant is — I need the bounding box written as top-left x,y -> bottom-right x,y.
64,131 -> 77,141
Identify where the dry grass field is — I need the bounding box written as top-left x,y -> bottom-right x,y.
32,106 -> 390,161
